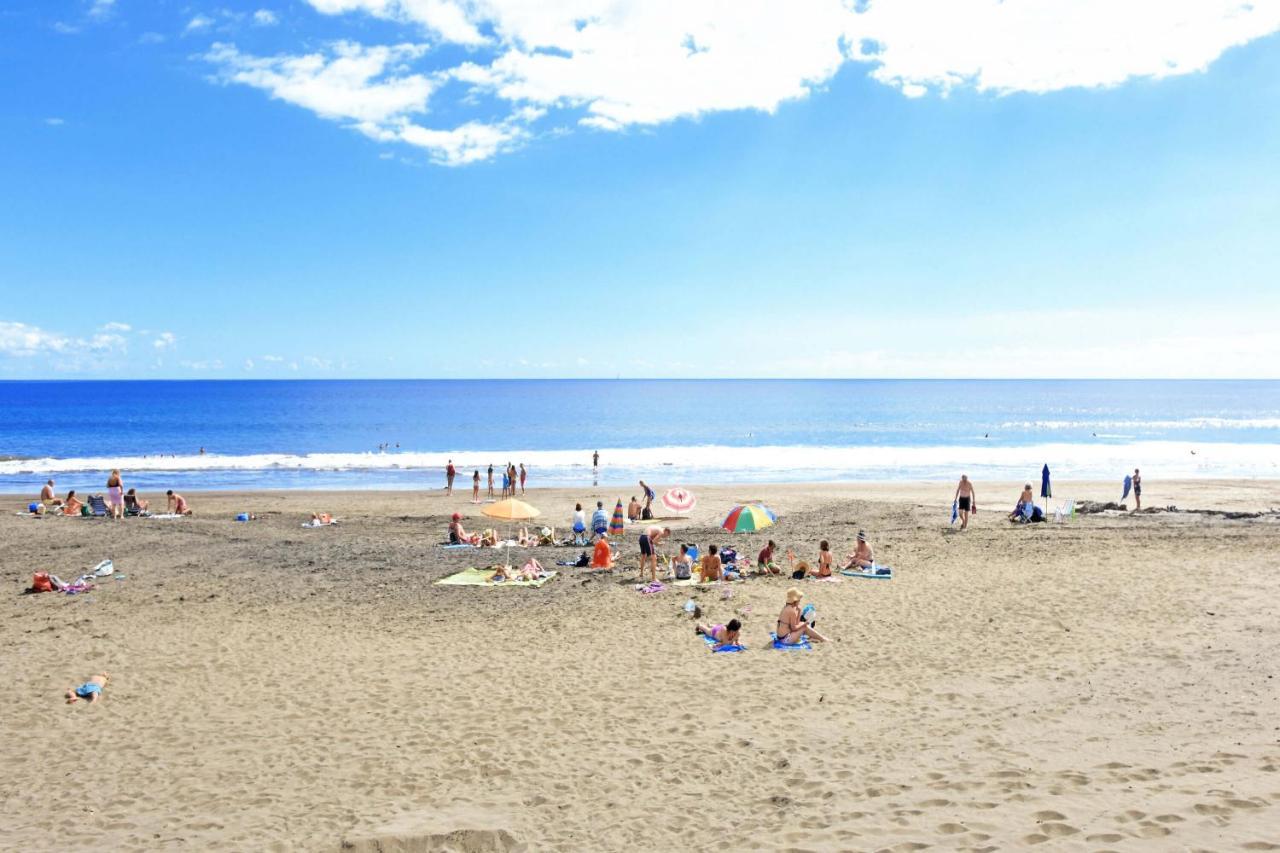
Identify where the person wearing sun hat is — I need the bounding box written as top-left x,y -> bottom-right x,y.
776,587 -> 827,645
842,531 -> 874,571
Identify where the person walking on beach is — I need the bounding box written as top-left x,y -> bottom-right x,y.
446,460 -> 456,495
519,463 -> 527,495
507,462 -> 517,498
639,480 -> 655,519
1132,468 -> 1142,511
487,464 -> 495,499
953,475 -> 976,531
593,450 -> 599,470
472,470 -> 481,503
637,524 -> 671,583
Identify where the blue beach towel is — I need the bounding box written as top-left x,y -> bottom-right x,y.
441,543 -> 477,550
770,632 -> 812,651
702,634 -> 745,653
841,566 -> 893,579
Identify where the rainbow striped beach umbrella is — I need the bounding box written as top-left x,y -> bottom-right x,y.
609,499 -> 626,536
721,504 -> 776,533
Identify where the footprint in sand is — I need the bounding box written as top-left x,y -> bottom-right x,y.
937,823 -> 968,834
1022,833 -> 1050,844
1039,822 -> 1079,837
1193,803 -> 1234,816
1242,843 -> 1280,851
1086,833 -> 1125,843
1032,810 -> 1067,821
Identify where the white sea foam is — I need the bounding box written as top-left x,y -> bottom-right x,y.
997,417 -> 1280,430
3,441 -> 1279,482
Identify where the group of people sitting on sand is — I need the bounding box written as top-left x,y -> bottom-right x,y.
30,477 -> 192,518
654,532 -> 874,584
694,586 -> 828,649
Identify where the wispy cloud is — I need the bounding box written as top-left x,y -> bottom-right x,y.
153,331 -> 177,350
44,117 -> 66,127
185,14 -> 215,35
138,31 -> 166,45
253,9 -> 279,27
204,0 -> 1280,164
180,358 -> 224,370
101,321 -> 131,332
87,0 -> 116,19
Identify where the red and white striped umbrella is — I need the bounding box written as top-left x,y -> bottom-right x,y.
661,487 -> 696,514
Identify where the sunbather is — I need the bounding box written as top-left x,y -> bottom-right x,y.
841,532 -> 873,570
777,588 -> 827,644
166,490 -> 192,515
627,496 -> 642,522
698,543 -> 723,583
809,540 -> 835,577
309,512 -> 334,526
63,491 -> 83,516
66,672 -> 109,704
40,479 -> 61,507
124,488 -> 148,513
1009,483 -> 1035,521
670,544 -> 694,579
572,502 -> 588,544
480,528 -> 499,547
517,557 -> 545,581
591,501 -> 609,539
696,618 -> 742,650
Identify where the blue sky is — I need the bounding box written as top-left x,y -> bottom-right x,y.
2,0 -> 1279,379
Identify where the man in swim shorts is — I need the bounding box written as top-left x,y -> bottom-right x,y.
953,474 -> 976,530
1132,468 -> 1142,511
637,525 -> 671,583
66,672 -> 109,704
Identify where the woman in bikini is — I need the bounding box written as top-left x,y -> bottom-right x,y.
776,588 -> 827,645
695,618 -> 742,650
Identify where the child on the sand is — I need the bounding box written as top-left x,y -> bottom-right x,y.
590,535 -> 614,569
696,618 -> 742,650
757,540 -> 779,574
66,672 -> 109,704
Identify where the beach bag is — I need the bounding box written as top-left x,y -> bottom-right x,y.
641,506 -> 653,520
31,572 -> 54,593
720,548 -> 737,565
574,552 -> 590,568
675,561 -> 691,580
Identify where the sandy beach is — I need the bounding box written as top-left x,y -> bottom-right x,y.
3,479 -> 1279,851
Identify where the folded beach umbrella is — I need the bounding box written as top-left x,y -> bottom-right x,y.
609,500 -> 626,536
1122,475 -> 1132,501
1040,464 -> 1052,511
721,504 -> 776,533
951,501 -> 959,526
661,487 -> 696,514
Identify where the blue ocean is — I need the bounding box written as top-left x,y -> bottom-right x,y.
1,380 -> 1278,491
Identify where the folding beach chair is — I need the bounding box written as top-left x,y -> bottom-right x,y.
87,495 -> 109,517
1053,500 -> 1076,523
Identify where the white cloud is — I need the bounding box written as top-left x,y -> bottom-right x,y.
45,117 -> 66,126
205,41 -> 433,124
0,322 -> 74,356
253,9 -> 279,26
185,14 -> 215,34
262,354 -> 285,362
139,31 -> 166,45
180,358 -> 224,370
244,358 -> 256,370
101,321 -> 131,332
153,331 -> 177,350
304,356 -> 333,369
206,0 -> 1280,163
53,22 -> 82,34
87,0 -> 116,20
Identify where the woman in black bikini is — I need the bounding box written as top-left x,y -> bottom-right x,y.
776,588 -> 827,645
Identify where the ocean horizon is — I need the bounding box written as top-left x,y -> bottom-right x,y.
3,378 -> 1278,491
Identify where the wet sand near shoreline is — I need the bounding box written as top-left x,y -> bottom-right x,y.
2,480 -> 1279,851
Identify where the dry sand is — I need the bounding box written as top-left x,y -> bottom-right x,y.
2,479 -> 1279,852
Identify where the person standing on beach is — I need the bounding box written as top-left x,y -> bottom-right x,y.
446,460 -> 456,495
639,480 -> 655,518
487,464 -> 495,499
519,463 -> 527,495
472,470 -> 481,503
637,524 -> 671,582
105,469 -> 125,520
593,450 -> 599,470
953,475 -> 976,530
508,462 -> 517,498
1132,468 -> 1142,511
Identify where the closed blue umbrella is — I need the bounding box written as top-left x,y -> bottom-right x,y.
1040,464 -> 1052,511
1122,475 -> 1132,501
950,500 -> 958,526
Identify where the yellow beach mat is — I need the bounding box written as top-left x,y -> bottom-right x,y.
435,567 -> 557,588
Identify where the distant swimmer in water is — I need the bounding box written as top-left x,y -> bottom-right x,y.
984,433 -> 989,439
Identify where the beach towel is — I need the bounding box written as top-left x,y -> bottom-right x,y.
441,543 -> 477,550
635,581 -> 666,595
841,566 -> 893,579
147,513 -> 184,520
91,560 -> 114,578
301,518 -> 338,528
702,634 -> 745,653
434,567 -> 557,588
770,632 -> 812,651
